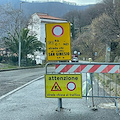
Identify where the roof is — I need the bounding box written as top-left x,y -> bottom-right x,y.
36,13 -> 66,21
0,48 -> 6,51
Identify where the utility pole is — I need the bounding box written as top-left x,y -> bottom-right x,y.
105,0 -> 116,62
105,44 -> 110,62
18,3 -> 22,67
18,2 -> 26,67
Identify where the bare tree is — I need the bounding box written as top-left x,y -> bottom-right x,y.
91,13 -> 118,44
72,25 -> 105,61
63,3 -> 106,40
0,3 -> 28,47
103,0 -> 120,36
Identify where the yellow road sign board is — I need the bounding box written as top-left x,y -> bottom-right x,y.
45,74 -> 82,98
45,23 -> 71,61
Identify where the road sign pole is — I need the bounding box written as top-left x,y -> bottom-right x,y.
45,23 -> 72,112
58,98 -> 62,111
58,60 -> 62,112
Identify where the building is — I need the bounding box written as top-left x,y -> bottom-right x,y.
0,48 -> 10,56
28,13 -> 67,64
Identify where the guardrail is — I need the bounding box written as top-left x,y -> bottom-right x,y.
45,62 -> 120,113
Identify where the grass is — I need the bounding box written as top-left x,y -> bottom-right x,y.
0,63 -> 45,71
0,63 -> 18,70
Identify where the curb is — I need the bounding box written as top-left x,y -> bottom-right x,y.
0,66 -> 44,72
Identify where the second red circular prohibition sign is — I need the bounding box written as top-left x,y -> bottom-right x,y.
67,82 -> 76,91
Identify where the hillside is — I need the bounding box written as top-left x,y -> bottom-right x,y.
0,0 -> 93,17
21,2 -> 92,17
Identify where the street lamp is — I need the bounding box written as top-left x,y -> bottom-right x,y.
18,2 -> 26,67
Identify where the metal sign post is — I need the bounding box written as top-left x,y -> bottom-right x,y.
58,98 -> 62,111
45,74 -> 82,111
45,22 -> 72,111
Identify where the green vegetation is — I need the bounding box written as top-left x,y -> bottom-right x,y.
3,28 -> 45,61
0,63 -> 18,70
0,62 -> 45,71
2,28 -> 45,66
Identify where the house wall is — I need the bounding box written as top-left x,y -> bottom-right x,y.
40,23 -> 46,44
28,14 -> 41,41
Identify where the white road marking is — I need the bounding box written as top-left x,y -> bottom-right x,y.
0,76 -> 44,100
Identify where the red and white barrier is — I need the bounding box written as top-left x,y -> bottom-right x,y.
55,65 -> 119,73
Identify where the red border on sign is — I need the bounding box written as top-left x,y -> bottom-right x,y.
67,82 -> 76,91
51,82 -> 62,91
52,25 -> 64,37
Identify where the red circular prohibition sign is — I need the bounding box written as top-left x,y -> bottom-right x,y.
67,82 -> 76,91
52,25 -> 64,37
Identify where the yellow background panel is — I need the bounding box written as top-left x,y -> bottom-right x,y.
45,74 -> 82,98
45,23 -> 71,61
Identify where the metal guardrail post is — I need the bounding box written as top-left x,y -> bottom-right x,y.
115,99 -> 118,113
86,73 -> 88,102
115,74 -> 118,113
90,73 -> 95,107
89,58 -> 95,108
97,74 -> 99,96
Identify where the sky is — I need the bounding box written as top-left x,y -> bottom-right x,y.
23,0 -> 102,5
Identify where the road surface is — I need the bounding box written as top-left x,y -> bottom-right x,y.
0,67 -> 54,96
0,78 -> 120,120
0,66 -> 120,119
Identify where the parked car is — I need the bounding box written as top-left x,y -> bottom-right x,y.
72,57 -> 78,62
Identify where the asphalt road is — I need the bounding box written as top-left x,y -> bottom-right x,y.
0,67 -> 54,97
0,66 -> 120,119
0,78 -> 120,120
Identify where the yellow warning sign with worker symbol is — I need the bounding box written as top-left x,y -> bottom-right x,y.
45,23 -> 71,61
51,82 -> 62,91
45,74 -> 82,98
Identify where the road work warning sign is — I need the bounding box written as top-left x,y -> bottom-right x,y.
45,23 -> 71,61
45,74 -> 82,98
51,82 -> 62,91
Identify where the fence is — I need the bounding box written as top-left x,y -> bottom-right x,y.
45,62 -> 120,113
